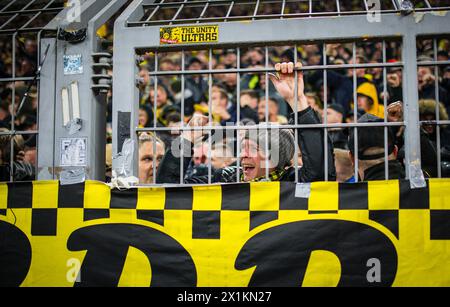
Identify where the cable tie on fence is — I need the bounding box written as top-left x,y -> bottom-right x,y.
108,170 -> 139,190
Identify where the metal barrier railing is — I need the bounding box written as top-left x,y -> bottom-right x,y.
127,0 -> 450,26
111,0 -> 449,187
135,39 -> 406,184
0,0 -> 65,182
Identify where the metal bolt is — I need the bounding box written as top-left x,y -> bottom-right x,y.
399,0 -> 414,15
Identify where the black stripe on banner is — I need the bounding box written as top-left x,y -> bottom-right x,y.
110,188 -> 137,209
7,182 -> 32,208
58,182 -> 85,208
221,183 -> 250,211
308,210 -> 339,214
192,211 -> 220,239
137,210 -> 164,226
399,180 -> 429,209
84,209 -> 110,221
0,209 -> 5,216
369,210 -> 399,239
338,182 -> 368,210
31,209 -> 57,236
250,211 -> 278,231
164,187 -> 193,210
430,210 -> 450,240
279,182 -> 308,210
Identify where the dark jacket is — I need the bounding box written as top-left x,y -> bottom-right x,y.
328,129 -> 348,150
308,70 -> 353,112
363,160 -> 405,181
156,107 -> 336,184
419,83 -> 449,113
185,76 -> 209,104
0,161 -> 35,182
396,128 -> 438,178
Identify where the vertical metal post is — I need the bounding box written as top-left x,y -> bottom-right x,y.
383,40 -> 389,180
281,0 -> 286,17
208,48 -> 213,184
113,3 -> 140,180
323,43 -> 328,181
293,44 -> 299,183
402,33 -> 424,186
236,47 -> 241,183
433,38 -> 441,178
352,42 -> 359,182
11,34 -> 16,182
152,51 -> 158,184
180,50 -> 185,184
264,46 -> 269,180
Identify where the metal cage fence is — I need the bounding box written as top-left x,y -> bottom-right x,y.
1,0 -> 449,185
111,0 -> 450,187
0,0 -> 66,182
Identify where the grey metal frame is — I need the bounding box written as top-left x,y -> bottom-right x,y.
112,0 -> 450,185
37,0 -> 128,181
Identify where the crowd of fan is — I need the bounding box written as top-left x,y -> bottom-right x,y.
0,15 -> 448,183
0,36 -> 38,181
131,38 -> 450,184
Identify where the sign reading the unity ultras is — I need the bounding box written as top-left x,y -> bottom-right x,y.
1,179 -> 450,287
160,25 -> 219,44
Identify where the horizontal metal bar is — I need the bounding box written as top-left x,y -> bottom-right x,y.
136,121 -> 405,132
148,62 -> 404,76
0,76 -> 39,82
416,60 -> 450,66
92,52 -> 113,58
420,120 -> 450,125
0,130 -> 38,136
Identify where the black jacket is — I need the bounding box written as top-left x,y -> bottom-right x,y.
328,129 -> 348,150
396,128 -> 438,178
0,161 -> 35,182
156,107 -> 336,184
363,160 -> 405,181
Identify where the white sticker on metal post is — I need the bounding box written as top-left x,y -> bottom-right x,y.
295,183 -> 311,198
63,54 -> 83,75
60,138 -> 87,166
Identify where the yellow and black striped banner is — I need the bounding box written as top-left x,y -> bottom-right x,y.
1,179 -> 450,286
